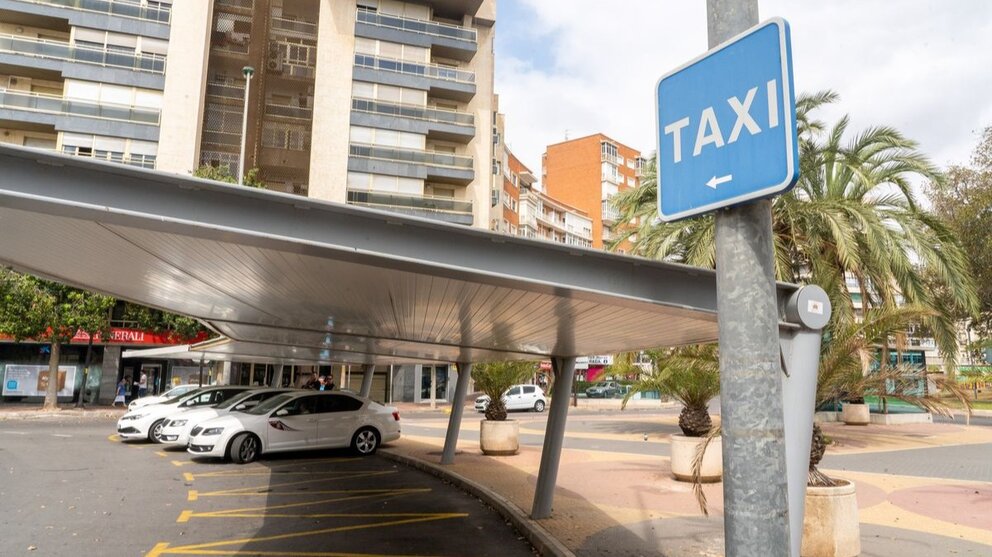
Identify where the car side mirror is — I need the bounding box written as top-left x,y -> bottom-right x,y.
275,408 -> 289,417
234,403 -> 246,411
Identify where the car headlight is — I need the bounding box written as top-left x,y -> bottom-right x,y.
124,413 -> 147,421
170,419 -> 187,427
201,427 -> 224,436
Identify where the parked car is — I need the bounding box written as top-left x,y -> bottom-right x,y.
128,383 -> 200,411
585,381 -> 621,398
475,384 -> 547,413
187,391 -> 401,463
116,386 -> 253,442
158,388 -> 294,447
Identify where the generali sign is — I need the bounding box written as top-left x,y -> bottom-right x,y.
0,328 -> 210,346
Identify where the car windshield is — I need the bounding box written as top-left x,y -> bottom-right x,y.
244,393 -> 296,416
162,386 -> 193,398
157,388 -> 203,405
214,390 -> 258,410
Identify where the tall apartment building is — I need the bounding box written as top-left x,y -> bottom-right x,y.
157,0 -> 496,230
0,0 -> 170,167
542,133 -> 645,250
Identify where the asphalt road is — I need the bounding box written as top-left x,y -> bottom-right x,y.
0,417 -> 536,557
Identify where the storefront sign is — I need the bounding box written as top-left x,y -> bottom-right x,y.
2,365 -> 77,397
0,328 -> 209,346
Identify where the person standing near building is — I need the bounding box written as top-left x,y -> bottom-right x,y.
138,371 -> 148,398
113,377 -> 128,408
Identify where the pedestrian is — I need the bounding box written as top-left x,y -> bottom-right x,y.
112,377 -> 128,408
304,372 -> 320,390
138,371 -> 148,397
325,373 -> 335,391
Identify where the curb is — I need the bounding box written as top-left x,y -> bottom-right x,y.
380,449 -> 576,557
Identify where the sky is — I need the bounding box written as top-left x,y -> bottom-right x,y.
493,0 -> 992,179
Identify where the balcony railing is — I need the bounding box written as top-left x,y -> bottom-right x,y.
0,34 -> 166,73
215,0 -> 253,10
356,9 -> 477,43
347,188 -> 473,217
205,81 -> 245,100
270,16 -> 317,38
17,0 -> 171,24
0,89 -> 160,124
354,54 -> 475,84
601,199 -> 620,224
351,97 -> 474,126
349,143 -> 473,169
265,102 -> 312,120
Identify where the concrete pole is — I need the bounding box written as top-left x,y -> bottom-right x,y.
441,362 -> 472,465
708,3 -> 790,555
531,356 -> 576,519
429,366 -> 437,410
237,66 -> 254,185
359,364 -> 374,398
271,364 -> 284,388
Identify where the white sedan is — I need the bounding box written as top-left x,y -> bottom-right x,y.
475,384 -> 547,413
116,386 -> 254,442
128,384 -> 200,411
187,391 -> 401,463
158,388 -> 295,447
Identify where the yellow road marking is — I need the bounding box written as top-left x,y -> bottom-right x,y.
183,473 -> 195,482
156,451 -> 168,457
107,434 -> 120,442
161,513 -> 468,553
190,458 -> 361,479
184,489 -> 428,519
171,460 -> 188,467
145,542 -> 170,557
190,470 -> 396,497
187,490 -> 198,502
176,510 -> 194,524
196,488 -> 430,498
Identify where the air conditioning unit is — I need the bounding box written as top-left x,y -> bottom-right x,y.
267,58 -> 283,73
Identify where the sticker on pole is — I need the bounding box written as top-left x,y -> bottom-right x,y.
655,18 -> 798,222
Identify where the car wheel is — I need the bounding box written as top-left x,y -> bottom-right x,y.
534,400 -> 546,412
229,433 -> 260,464
149,419 -> 166,443
352,427 -> 380,455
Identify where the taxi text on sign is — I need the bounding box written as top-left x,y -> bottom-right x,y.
655,18 -> 798,222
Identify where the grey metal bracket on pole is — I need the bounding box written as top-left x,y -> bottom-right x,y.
780,285 -> 831,557
531,356 -> 576,519
441,362 -> 473,465
359,364 -> 374,398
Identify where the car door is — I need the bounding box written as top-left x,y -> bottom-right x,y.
266,395 -> 319,451
315,394 -> 364,448
504,386 -> 523,410
520,385 -> 537,408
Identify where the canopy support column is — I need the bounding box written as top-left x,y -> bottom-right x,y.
441,361 -> 472,465
359,364 -> 374,398
271,364 -> 284,387
531,356 -> 575,519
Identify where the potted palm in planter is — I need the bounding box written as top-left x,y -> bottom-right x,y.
473,361 -> 533,456
623,344 -> 721,482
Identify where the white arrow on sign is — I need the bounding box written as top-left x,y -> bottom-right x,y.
706,174 -> 733,189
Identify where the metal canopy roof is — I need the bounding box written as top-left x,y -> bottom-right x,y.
121,338 -> 342,367
0,145 -> 799,365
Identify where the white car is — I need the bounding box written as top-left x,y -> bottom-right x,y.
187,391 -> 401,463
116,386 -> 253,442
128,384 -> 200,411
475,384 -> 547,413
158,388 -> 295,447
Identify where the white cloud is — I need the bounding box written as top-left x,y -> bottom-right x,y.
496,0 -> 992,174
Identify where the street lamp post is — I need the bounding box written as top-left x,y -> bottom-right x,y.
238,65 -> 255,185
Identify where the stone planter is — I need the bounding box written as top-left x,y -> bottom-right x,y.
480,419 -> 519,456
802,479 -> 860,557
840,402 -> 869,426
670,433 -> 722,483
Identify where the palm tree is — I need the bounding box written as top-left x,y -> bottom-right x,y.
622,345 -> 720,436
472,361 -> 534,421
609,91 -> 978,370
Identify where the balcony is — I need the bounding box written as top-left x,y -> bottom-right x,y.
0,88 -> 160,125
355,9 -> 477,62
348,142 -> 473,185
347,188 -> 473,226
17,0 -> 171,24
270,16 -> 317,40
205,81 -> 245,102
350,97 -> 474,143
601,199 -> 620,225
0,34 -> 165,73
265,102 -> 312,121
215,0 -> 253,11
353,54 -> 475,102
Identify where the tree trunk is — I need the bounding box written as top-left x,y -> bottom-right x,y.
43,341 -> 61,411
75,337 -> 94,409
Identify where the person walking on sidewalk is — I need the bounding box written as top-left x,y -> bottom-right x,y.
112,377 -> 128,408
138,371 -> 148,397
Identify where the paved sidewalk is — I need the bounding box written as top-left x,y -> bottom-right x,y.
382,411 -> 992,557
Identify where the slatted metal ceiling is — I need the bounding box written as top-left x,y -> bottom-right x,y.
0,145 -> 769,366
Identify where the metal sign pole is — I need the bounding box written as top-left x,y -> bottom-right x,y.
707,1 -> 791,555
